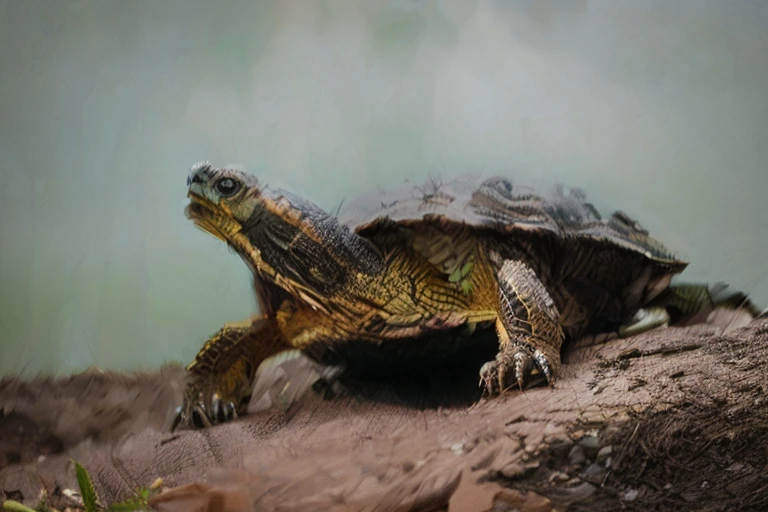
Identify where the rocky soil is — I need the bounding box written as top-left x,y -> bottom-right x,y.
1,316 -> 766,511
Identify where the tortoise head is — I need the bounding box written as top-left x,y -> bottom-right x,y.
185,161 -> 262,247
185,161 -> 384,303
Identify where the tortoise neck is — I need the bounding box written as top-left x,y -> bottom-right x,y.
238,195 -> 385,299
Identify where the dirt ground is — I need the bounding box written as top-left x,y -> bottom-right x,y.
1,315 -> 767,512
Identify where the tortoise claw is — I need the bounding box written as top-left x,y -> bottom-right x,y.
532,349 -> 553,383
190,397 -> 237,429
171,391 -> 239,431
170,405 -> 185,433
478,360 -> 498,396
211,397 -> 238,424
479,346 -> 553,397
513,350 -> 534,391
192,404 -> 213,429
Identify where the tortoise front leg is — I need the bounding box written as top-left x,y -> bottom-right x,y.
172,316 -> 288,431
480,259 -> 565,395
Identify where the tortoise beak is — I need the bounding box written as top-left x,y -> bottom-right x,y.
184,192 -> 240,244
185,193 -> 212,220
187,161 -> 214,189
187,161 -> 220,210
186,162 -> 216,219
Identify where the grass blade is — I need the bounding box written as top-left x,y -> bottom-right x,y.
74,460 -> 100,512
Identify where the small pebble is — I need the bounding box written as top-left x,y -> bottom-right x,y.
548,471 -> 570,483
578,435 -> 600,457
500,462 -> 525,479
568,445 -> 586,465
623,489 -> 639,501
597,445 -> 613,462
564,482 -> 597,500
581,462 -> 604,478
63,488 -> 82,501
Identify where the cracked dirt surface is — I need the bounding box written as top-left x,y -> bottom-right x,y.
1,318 -> 767,511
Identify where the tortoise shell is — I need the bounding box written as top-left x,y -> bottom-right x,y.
339,173 -> 683,266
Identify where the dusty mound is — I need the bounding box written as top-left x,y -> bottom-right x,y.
1,319 -> 766,511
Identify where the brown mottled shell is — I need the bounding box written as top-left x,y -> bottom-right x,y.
338,173 -> 685,266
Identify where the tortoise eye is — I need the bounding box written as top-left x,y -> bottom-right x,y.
215,177 -> 240,197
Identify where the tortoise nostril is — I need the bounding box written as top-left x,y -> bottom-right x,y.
187,171 -> 207,187
188,161 -> 214,188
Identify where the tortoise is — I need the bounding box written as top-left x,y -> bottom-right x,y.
173,162 -> 762,429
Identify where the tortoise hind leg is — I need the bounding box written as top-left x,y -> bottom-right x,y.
619,282 -> 765,337
172,316 -> 289,431
618,307 -> 670,337
651,282 -> 764,320
480,259 -> 565,395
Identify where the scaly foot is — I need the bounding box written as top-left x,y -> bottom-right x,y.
480,258 -> 564,396
171,317 -> 286,431
479,336 -> 555,395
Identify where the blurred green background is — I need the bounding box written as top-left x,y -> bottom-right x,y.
1,0 -> 766,377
